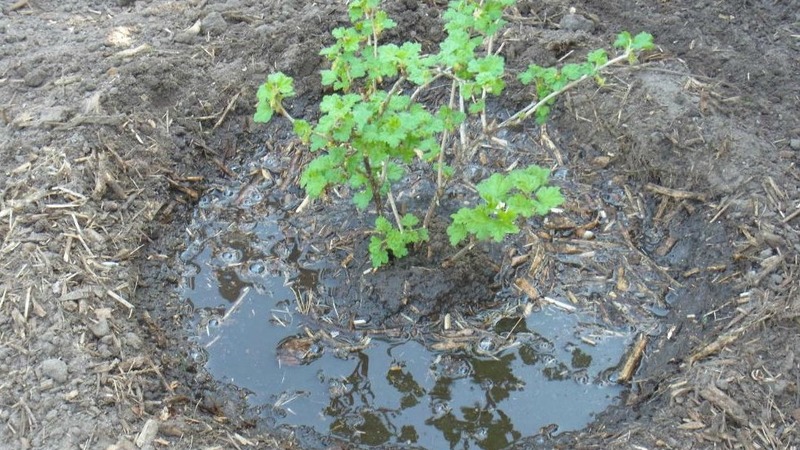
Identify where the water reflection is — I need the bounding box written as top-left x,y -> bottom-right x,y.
181,180 -> 631,449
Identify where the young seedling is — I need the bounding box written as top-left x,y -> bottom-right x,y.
254,0 -> 653,268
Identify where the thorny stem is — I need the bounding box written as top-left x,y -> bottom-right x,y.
423,79 -> 459,229
380,161 -> 404,232
495,50 -> 633,130
387,189 -> 404,232
362,155 -> 383,213
480,34 -> 495,132
378,76 -> 407,115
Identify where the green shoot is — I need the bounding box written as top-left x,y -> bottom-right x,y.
447,166 -> 564,246
253,0 -> 653,268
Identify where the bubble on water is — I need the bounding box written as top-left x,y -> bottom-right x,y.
219,248 -> 242,264
598,368 -> 619,386
241,189 -> 263,208
540,354 -> 557,367
476,336 -> 497,354
432,354 -> 471,379
197,195 -> 213,208
207,318 -> 220,328
474,428 -> 489,440
572,369 -> 590,385
248,261 -> 266,275
533,339 -> 555,353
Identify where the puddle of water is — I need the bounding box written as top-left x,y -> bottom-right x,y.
180,183 -> 631,449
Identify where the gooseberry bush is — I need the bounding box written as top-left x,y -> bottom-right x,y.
254,0 -> 654,268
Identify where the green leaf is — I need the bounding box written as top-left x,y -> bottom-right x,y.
374,216 -> 393,233
631,32 -> 655,51
437,106 -> 466,131
321,69 -> 338,86
293,119 -> 312,140
534,186 -> 565,214
446,213 -> 469,246
369,236 -> 389,268
253,102 -> 273,123
476,173 -> 512,207
511,165 -> 549,193
587,49 -> 608,68
353,189 -> 372,210
400,213 -> 420,228
614,31 -> 633,49
469,99 -> 486,114
505,194 -> 536,218
561,63 -> 593,81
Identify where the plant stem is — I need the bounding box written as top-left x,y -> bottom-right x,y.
362,155 -> 383,213
378,76 -> 407,115
423,79 -> 458,229
496,50 -> 633,129
387,189 -> 404,232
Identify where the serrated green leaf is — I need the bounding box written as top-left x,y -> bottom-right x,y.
476,173 -> 512,207
374,216 -> 393,233
437,106 -> 466,131
353,189 -> 372,209
447,211 -> 470,246
253,102 -> 273,123
614,31 -> 633,49
514,165 -> 549,193
386,232 -> 408,257
505,194 -> 536,218
631,32 -> 655,51
518,66 -> 536,85
321,69 -> 338,86
400,213 -> 420,228
535,105 -> 551,124
561,63 -> 593,81
469,99 -> 486,114
385,162 -> 404,182
534,186 -> 565,214
369,236 -> 389,268
293,119 -> 312,141
587,49 -> 608,68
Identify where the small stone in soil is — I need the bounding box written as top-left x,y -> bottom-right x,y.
40,358 -> 68,383
559,14 -> 595,33
201,12 -> 227,36
89,318 -> 111,338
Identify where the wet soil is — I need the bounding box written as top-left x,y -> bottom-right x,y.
1,0 -> 799,449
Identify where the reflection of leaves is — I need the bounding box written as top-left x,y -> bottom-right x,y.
429,403 -> 521,450
387,368 -> 425,409
518,344 -> 540,366
398,425 -> 418,444
470,353 -> 521,403
571,348 -> 593,369
356,411 -> 392,446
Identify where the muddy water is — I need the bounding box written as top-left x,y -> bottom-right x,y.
179,179 -> 631,449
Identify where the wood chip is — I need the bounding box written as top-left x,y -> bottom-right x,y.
699,384 -> 747,426
514,278 -> 539,299
689,332 -> 739,364
618,333 -> 647,383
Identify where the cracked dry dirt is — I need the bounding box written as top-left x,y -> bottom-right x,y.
1,0 -> 799,449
